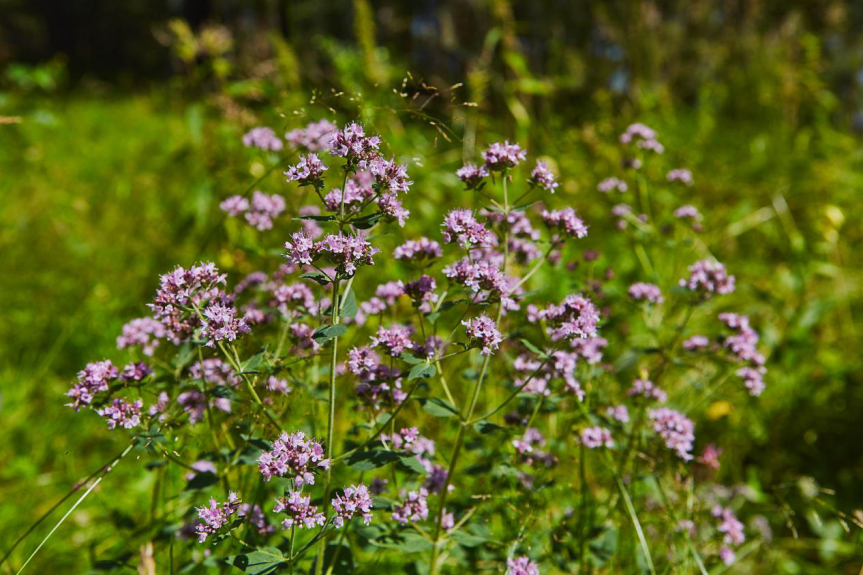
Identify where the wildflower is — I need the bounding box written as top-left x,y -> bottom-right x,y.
456,163 -> 488,189
620,123 -> 664,153
667,169 -> 694,185
96,398 -> 143,429
324,178 -> 374,212
285,153 -> 328,186
598,177 -> 628,193
149,262 -> 227,344
394,237 -> 442,262
607,405 -> 630,423
120,362 -> 152,382
369,157 -> 412,194
242,127 -> 283,151
189,358 -> 239,386
332,484 -> 374,527
378,192 -> 410,227
285,119 -> 338,152
272,282 -> 317,316
317,233 -> 379,277
529,160 -> 559,192
698,444 -> 722,470
507,556 -> 540,575
628,282 -> 664,304
299,205 -> 325,238
441,209 -> 496,247
274,491 -> 326,530
404,275 -> 438,311
371,324 -> 415,356
627,378 -> 667,402
66,360 -> 119,411
117,317 -> 166,356
195,492 -> 242,542
581,426 -> 614,448
719,313 -> 765,366
482,141 -> 526,171
178,390 -> 231,424
148,392 -> 169,421
391,488 -> 429,524
258,431 -> 329,485
245,191 -> 286,230
683,335 -> 710,350
648,408 -> 695,460
219,195 -> 249,217
527,294 -> 600,342
284,231 -> 316,266
719,546 -> 736,566
737,366 -> 766,396
376,281 -> 405,304
329,122 -> 381,166
200,302 -> 251,348
713,506 -> 745,545
238,504 -> 274,535
680,260 -> 735,296
674,205 -> 702,223
571,337 -> 608,364
541,207 -> 588,239
184,460 -> 217,481
267,376 -> 291,395
463,314 -> 503,355
513,427 -> 546,455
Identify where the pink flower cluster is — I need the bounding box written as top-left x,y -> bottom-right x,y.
394,237 -> 442,262
285,232 -> 379,277
242,127 -> 283,151
527,294 -> 600,342
541,207 -> 588,239
116,317 -> 165,356
648,408 -> 695,460
331,484 -> 374,527
195,492 -> 242,542
581,426 -> 614,449
96,398 -> 143,429
285,119 -> 338,151
462,314 -> 503,355
285,153 -> 328,186
680,259 -> 735,296
148,262 -> 227,344
628,282 -> 663,304
258,431 -> 330,485
274,491 -> 325,530
200,302 -> 251,347
441,209 -> 496,247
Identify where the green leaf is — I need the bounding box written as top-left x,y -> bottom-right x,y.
451,529 -> 489,547
399,352 -> 423,365
408,362 -> 436,380
339,290 -> 358,319
420,397 -> 459,418
300,272 -> 331,286
474,421 -> 505,435
184,471 -> 219,490
296,214 -> 336,222
349,211 -> 384,230
211,385 -> 239,401
371,533 -> 433,553
520,338 -> 547,358
312,324 -> 347,343
346,449 -> 402,471
223,547 -> 286,574
398,456 -> 427,474
241,350 -> 267,372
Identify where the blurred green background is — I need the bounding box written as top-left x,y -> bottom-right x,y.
1,0 -> 862,572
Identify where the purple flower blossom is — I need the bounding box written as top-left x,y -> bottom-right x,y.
378,192 -> 410,227
404,275 -> 438,311
507,556 -> 540,575
674,205 -> 702,221
148,392 -> 169,421
581,426 -> 614,448
285,231 -> 316,266
607,405 -> 630,423
274,491 -> 325,530
627,378 -> 668,403
648,408 -> 695,460
267,376 -> 291,395
189,358 -> 239,386
527,294 -> 600,342
246,191 -> 286,230
737,366 -> 766,396
683,335 -> 710,350
120,361 -> 152,382
285,153 -> 328,185
371,324 -> 415,356
456,163 -> 489,188
713,505 -> 745,545
148,262 -> 227,344
441,209 -> 496,247
482,141 -> 526,171
200,302 -> 251,348
628,282 -> 664,304
571,337 -> 608,364
394,237 -> 442,262
219,195 -> 249,217
96,398 -> 143,429
463,314 -> 503,355
239,503 -> 274,535
195,492 -> 242,542
530,160 -> 559,192
178,390 -> 231,424
369,157 -> 412,194
258,431 -> 329,486
272,282 -> 317,316
317,233 -> 379,277
391,488 -> 429,524
719,313 -> 765,366
116,317 -> 166,357
285,120 -> 338,152
184,460 -> 217,481
329,122 -> 381,166
680,260 -> 735,296
332,484 -> 374,527
598,177 -> 628,193
542,207 -> 588,239
66,360 -> 119,410
667,169 -> 694,185
619,123 -> 657,144
243,127 -> 283,151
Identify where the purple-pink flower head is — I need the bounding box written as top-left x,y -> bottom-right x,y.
195,492 -> 242,542
581,426 -> 614,449
394,237 -> 442,262
285,153 -> 328,186
371,324 -> 415,356
274,491 -> 325,530
369,157 -> 412,194
667,168 -> 694,185
529,294 -> 600,342
120,361 -> 152,382
627,378 -> 667,403
542,207 -> 588,239
530,160 -> 559,192
96,398 -> 143,429
713,505 -> 746,546
242,127 -> 283,151
317,233 -> 379,277
598,177 -> 628,193
607,405 -> 630,423
620,123 -> 664,153
683,335 -> 710,350
219,195 -> 249,217
628,282 -> 664,304
482,141 -> 526,171
456,163 -> 489,189
507,556 -> 540,575
117,317 -> 166,356
148,262 -> 227,344
331,484 -> 374,528
391,488 -> 430,524
719,313 -> 765,366
441,209 -> 496,247
246,191 -> 286,230
285,119 -> 338,152
378,192 -> 410,227
680,259 -> 736,296
66,360 -> 119,411
674,205 -> 702,222
189,358 -> 240,386
284,231 -> 316,266
404,275 -> 438,311
462,314 -> 503,355
648,408 -> 695,461
258,431 -> 330,486
329,122 -> 381,166
200,301 -> 251,348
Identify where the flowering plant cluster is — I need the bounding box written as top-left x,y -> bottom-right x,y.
36,120 -> 776,574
